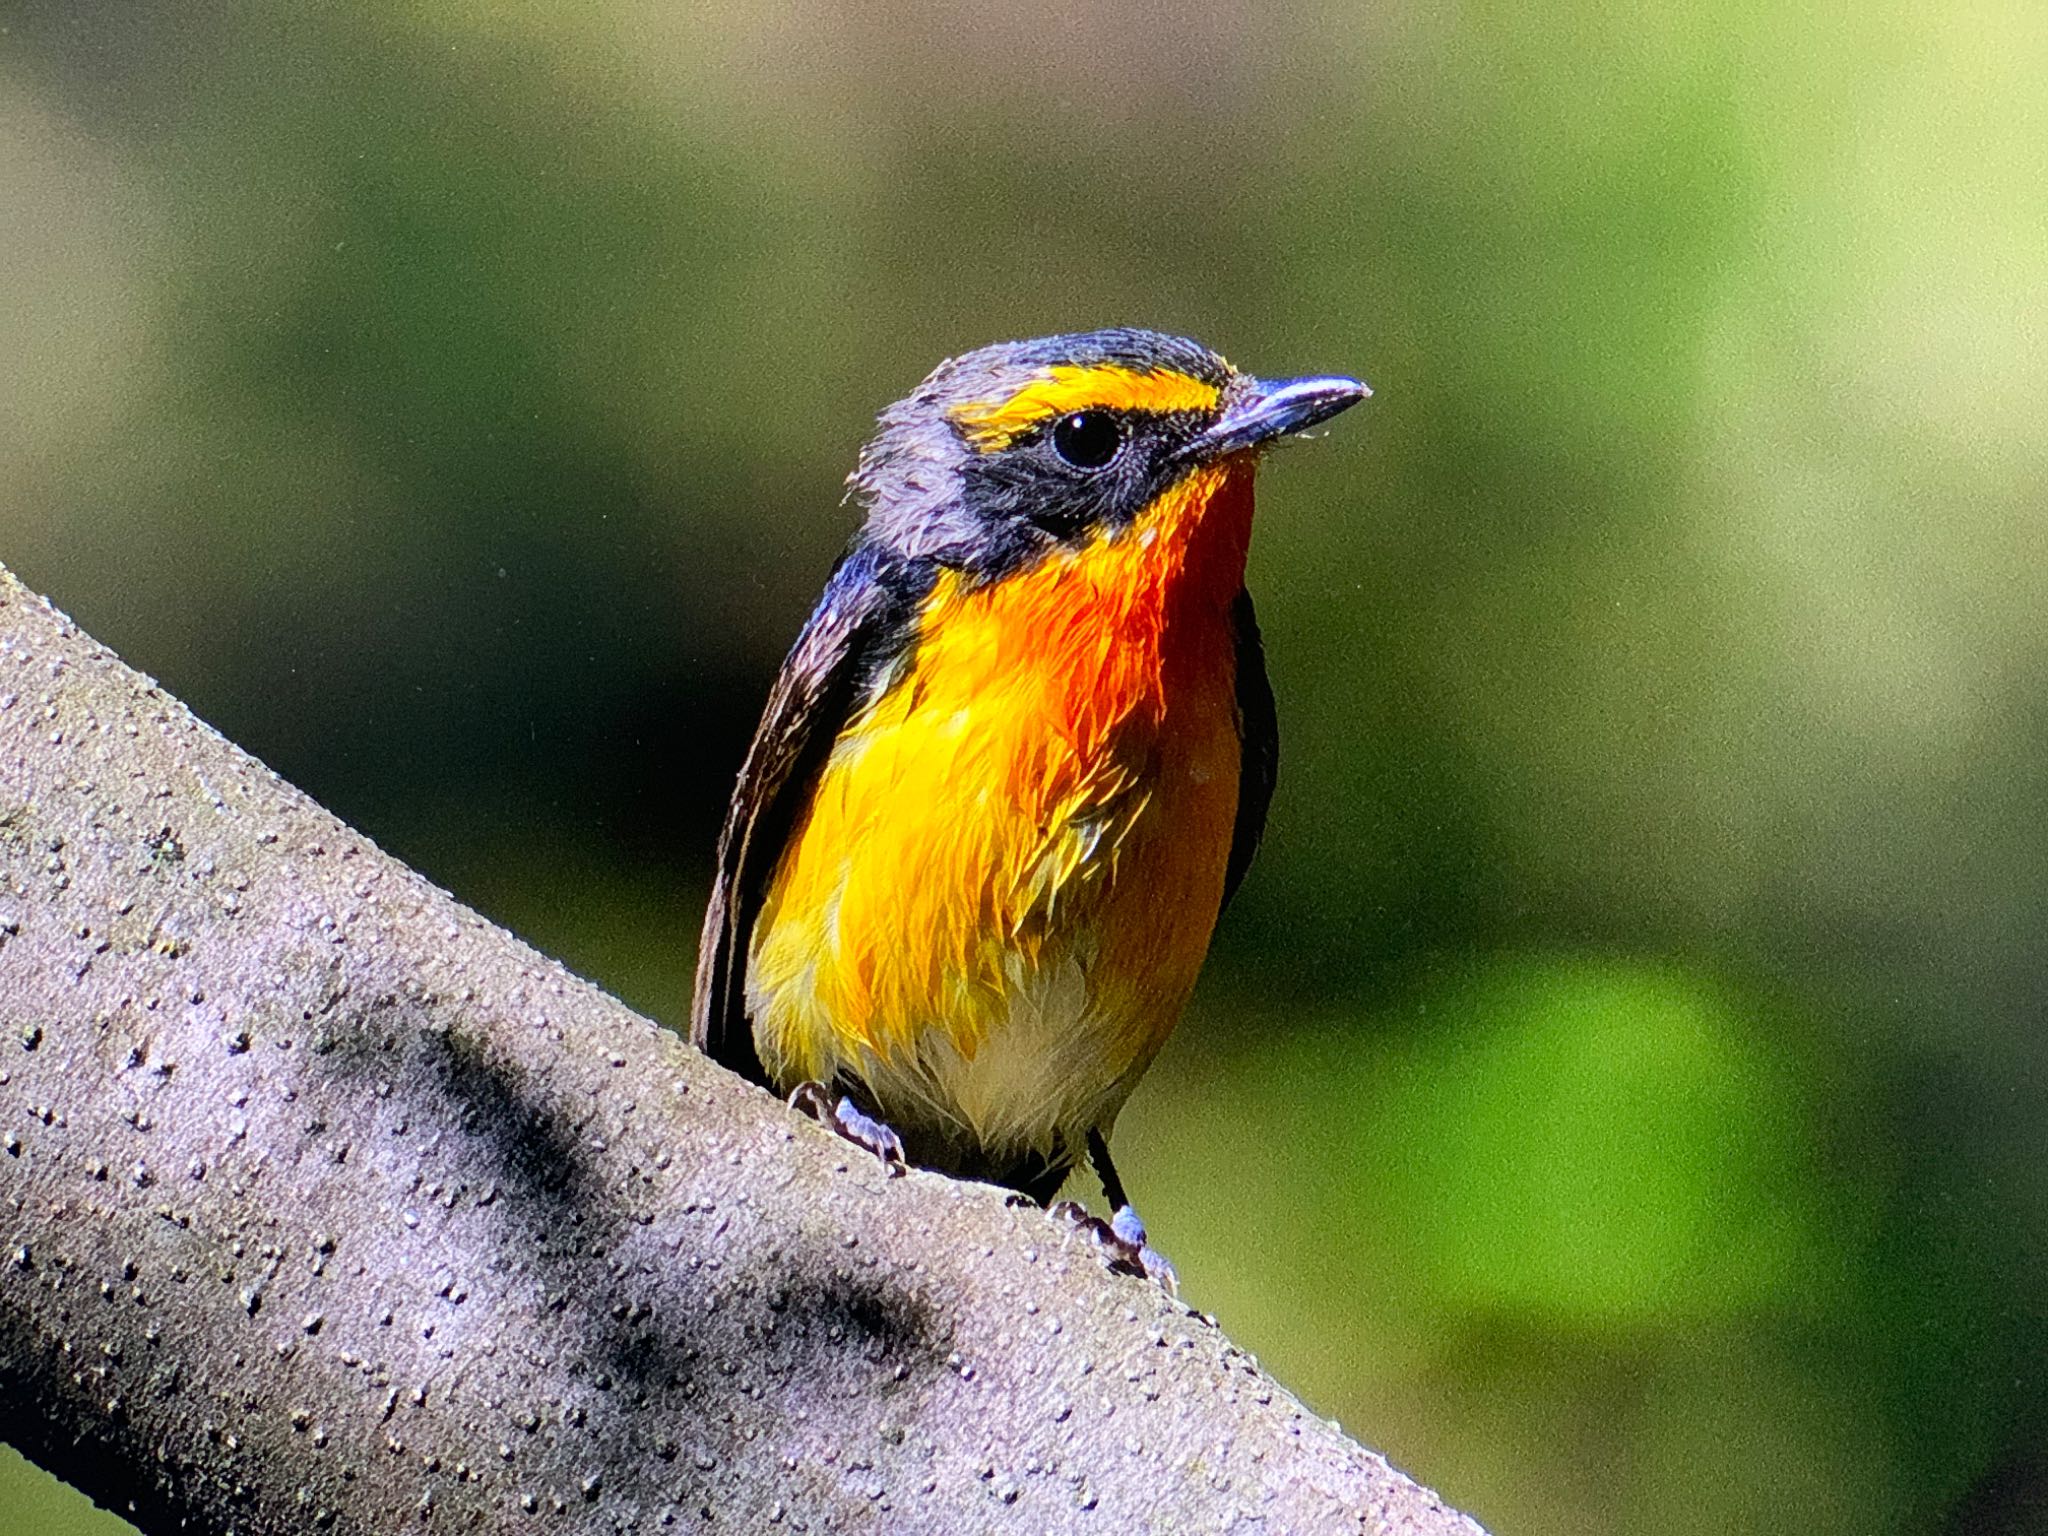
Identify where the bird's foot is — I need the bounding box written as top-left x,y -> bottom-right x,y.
788,1082 -> 906,1178
1109,1205 -> 1179,1294
1049,1200 -> 1178,1294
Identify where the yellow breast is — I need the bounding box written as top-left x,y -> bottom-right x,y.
746,463 -> 1253,1160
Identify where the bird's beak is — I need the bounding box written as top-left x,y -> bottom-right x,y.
1183,374 -> 1371,463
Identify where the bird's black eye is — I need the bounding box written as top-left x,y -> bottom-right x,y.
1050,411 -> 1124,470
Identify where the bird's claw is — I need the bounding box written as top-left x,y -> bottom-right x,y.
1049,1200 -> 1178,1294
788,1082 -> 907,1177
1109,1204 -> 1179,1293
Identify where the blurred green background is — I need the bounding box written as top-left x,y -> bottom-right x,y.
4,1 -> 2045,1531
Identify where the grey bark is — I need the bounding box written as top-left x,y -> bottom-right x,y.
0,563 -> 1485,1536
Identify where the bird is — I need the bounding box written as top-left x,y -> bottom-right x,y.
691,329 -> 1367,1282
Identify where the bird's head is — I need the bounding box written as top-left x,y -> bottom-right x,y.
849,329 -> 1368,579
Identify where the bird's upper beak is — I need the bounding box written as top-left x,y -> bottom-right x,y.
1182,373 -> 1371,463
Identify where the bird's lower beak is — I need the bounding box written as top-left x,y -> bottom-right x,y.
1185,374 -> 1371,463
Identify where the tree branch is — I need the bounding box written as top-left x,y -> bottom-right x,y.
0,563 -> 1484,1535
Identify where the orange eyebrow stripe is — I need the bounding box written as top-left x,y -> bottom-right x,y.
951,364 -> 1222,449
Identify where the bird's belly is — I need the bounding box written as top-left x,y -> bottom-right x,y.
745,665 -> 1240,1164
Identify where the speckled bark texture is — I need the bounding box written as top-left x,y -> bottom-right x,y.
0,563 -> 1484,1536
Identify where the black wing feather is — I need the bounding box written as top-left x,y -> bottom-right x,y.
1221,587 -> 1278,914
689,545 -> 922,1082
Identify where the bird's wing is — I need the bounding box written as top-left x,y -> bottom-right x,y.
1221,587 -> 1278,914
690,545 -> 919,1081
